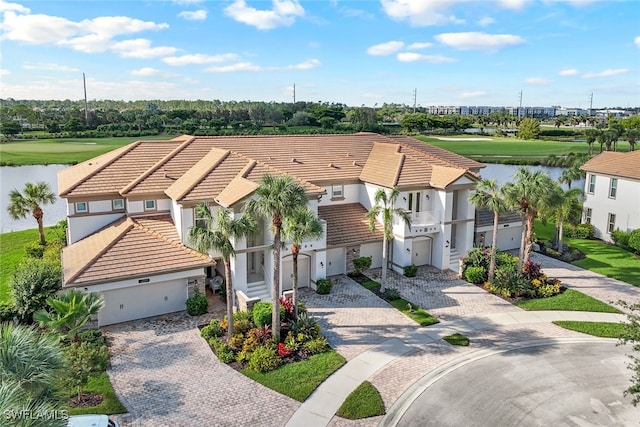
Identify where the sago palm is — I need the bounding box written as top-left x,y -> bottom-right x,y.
367,187 -> 410,292
7,182 -> 56,245
283,207 -> 323,317
188,204 -> 255,338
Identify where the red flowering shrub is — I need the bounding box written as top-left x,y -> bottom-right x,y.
277,342 -> 292,357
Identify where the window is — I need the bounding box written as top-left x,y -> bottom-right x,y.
608,213 -> 616,233
113,199 -> 124,210
588,174 -> 596,194
144,200 -> 156,211
585,208 -> 592,224
609,178 -> 618,199
408,192 -> 420,212
194,207 -> 208,229
331,185 -> 344,199
75,202 -> 88,214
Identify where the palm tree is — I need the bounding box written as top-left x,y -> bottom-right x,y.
626,128 -> 639,151
542,186 -> 584,254
34,289 -> 104,343
584,128 -> 598,156
244,174 -> 307,342
188,204 -> 255,338
0,323 -> 66,418
366,187 -> 410,292
283,208 -> 324,318
503,168 -> 559,271
559,167 -> 584,189
469,179 -> 508,281
7,182 -> 56,245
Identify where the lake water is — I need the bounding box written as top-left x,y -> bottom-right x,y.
0,165 -> 68,233
0,163 -> 582,233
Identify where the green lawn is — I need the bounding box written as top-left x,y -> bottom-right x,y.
67,372 -> 127,415
534,220 -> 640,287
515,289 -> 621,313
336,381 -> 385,420
389,298 -> 439,326
443,333 -> 470,346
0,227 -> 58,303
242,350 -> 346,402
552,321 -> 626,338
0,135 -> 174,165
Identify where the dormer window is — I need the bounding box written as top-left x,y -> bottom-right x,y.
331,185 -> 344,199
113,199 -> 124,210
75,202 -> 88,214
144,200 -> 156,211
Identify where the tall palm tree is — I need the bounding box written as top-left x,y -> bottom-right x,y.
503,168 -> 559,271
626,128 -> 639,152
469,179 -> 508,281
34,289 -> 104,343
0,323 -> 66,418
188,204 -> 255,338
584,128 -> 598,156
559,167 -> 584,189
7,182 -> 56,245
244,174 -> 307,342
283,207 -> 324,318
542,186 -> 584,254
367,187 -> 410,292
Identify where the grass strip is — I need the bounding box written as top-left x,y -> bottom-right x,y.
389,298 -> 439,326
443,333 -> 470,346
67,372 -> 127,415
336,381 -> 385,420
515,289 -> 621,313
242,350 -> 346,402
552,321 -> 626,338
362,281 -> 379,290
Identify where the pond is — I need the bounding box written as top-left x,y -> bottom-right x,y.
0,165 -> 68,233
480,163 -> 585,190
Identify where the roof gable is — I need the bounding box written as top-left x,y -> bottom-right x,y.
581,151 -> 640,181
359,142 -> 404,187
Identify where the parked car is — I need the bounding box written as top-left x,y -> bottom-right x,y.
68,414 -> 119,427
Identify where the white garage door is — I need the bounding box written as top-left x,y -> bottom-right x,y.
359,242 -> 383,269
326,248 -> 346,276
282,257 -> 310,291
98,279 -> 187,326
412,238 -> 432,266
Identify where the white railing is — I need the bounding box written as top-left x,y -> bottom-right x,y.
394,210 -> 440,227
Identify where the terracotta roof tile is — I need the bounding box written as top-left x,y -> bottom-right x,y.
63,215 -> 212,286
581,151 -> 640,181
165,147 -> 231,201
318,203 -> 383,247
429,165 -> 467,188
475,207 -> 522,227
359,142 -> 403,187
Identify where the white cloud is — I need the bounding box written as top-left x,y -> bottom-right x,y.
177,10 -> 207,21
0,0 -> 30,13
367,41 -> 404,56
224,0 -> 304,30
435,32 -> 525,51
524,77 -> 550,85
407,42 -> 433,50
558,68 -> 578,76
288,59 -> 320,70
163,53 -> 240,66
22,63 -> 79,72
110,39 -> 177,58
458,90 -> 487,98
635,36 -> 640,48
478,17 -> 495,26
498,0 -> 530,10
205,62 -> 262,73
397,52 -> 456,63
381,0 -> 468,26
130,67 -> 161,76
582,68 -> 629,79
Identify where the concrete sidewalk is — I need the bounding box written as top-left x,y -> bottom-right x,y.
286,310 -> 627,427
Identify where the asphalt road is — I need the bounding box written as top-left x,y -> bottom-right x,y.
396,342 -> 640,427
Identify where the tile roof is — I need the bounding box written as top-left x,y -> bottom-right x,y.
474,207 -> 522,227
62,215 -> 213,286
580,151 -> 640,181
318,203 -> 383,247
359,142 -> 404,187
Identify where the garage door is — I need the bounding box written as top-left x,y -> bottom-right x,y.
326,248 -> 346,276
282,257 -> 310,291
412,238 -> 432,266
98,279 -> 187,326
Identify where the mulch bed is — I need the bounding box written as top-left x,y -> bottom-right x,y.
347,273 -> 384,298
69,392 -> 104,408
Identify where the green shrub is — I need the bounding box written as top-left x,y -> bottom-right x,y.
352,257 -> 372,275
210,339 -> 236,363
464,266 -> 487,284
232,310 -> 253,322
302,336 -> 329,355
185,288 -> 208,316
462,247 -> 490,270
234,318 -> 254,335
403,264 -> 418,277
201,319 -> 224,340
537,283 -> 563,298
0,302 -> 18,322
566,223 -> 595,239
77,329 -> 106,348
291,312 -> 321,340
247,345 -> 281,372
629,229 -> 640,254
228,333 -> 246,351
11,258 -> 61,323
316,278 -> 333,295
496,252 -> 518,269
490,266 -> 533,298
253,301 -> 273,327
382,288 -> 401,301
24,241 -> 45,258
612,229 -> 632,250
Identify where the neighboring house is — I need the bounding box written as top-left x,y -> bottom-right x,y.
581,151 -> 640,242
58,133 -> 484,326
473,207 -> 523,251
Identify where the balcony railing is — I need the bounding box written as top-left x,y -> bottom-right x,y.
395,210 -> 440,227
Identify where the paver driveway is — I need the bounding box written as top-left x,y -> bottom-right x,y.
103,312 -> 299,427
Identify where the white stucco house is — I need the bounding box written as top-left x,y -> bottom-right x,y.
58,133 -> 485,326
581,150 -> 640,242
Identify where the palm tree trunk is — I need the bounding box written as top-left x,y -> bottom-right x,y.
33,207 -> 46,245
224,258 -> 234,338
380,235 -> 388,293
518,217 -> 527,272
272,223 -> 281,342
558,221 -> 564,254
489,211 -> 499,281
292,248 -> 299,319
523,214 -> 535,268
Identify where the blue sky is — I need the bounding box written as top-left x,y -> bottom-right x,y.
1,0 -> 638,108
